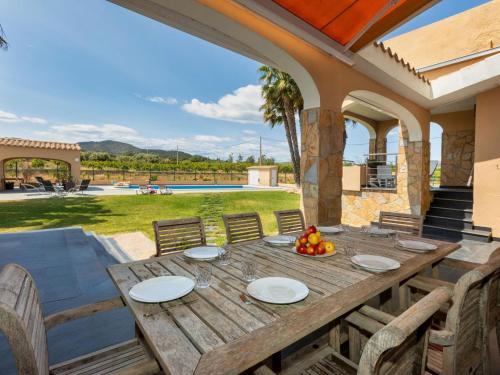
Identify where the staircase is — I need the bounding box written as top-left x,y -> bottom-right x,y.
423,188 -> 492,242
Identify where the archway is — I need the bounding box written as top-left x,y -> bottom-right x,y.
429,123 -> 443,187
0,138 -> 80,191
348,90 -> 422,141
2,157 -> 72,189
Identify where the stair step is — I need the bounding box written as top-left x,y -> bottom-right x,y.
427,206 -> 473,220
432,197 -> 473,210
424,215 -> 473,230
432,189 -> 473,201
423,224 -> 491,243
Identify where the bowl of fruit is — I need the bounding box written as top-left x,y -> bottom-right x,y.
294,225 -> 336,258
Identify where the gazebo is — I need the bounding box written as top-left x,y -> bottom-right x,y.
0,138 -> 81,191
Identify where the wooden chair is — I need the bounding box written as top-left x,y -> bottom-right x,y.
153,217 -> 206,256
277,287 -> 451,375
378,211 -> 423,237
223,212 -> 263,244
274,209 -> 305,235
348,254 -> 500,375
0,263 -> 160,375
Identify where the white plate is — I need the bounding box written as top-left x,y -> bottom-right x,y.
129,276 -> 195,303
397,240 -> 437,252
293,247 -> 336,258
247,277 -> 309,304
317,226 -> 343,234
263,235 -> 296,246
367,227 -> 395,236
351,255 -> 400,271
183,246 -> 224,260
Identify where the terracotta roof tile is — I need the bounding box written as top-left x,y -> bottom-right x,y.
374,42 -> 430,84
0,137 -> 81,151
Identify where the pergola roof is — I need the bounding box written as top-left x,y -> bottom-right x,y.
0,138 -> 81,151
272,0 -> 435,51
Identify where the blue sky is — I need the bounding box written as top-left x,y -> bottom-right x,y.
0,0 -> 489,161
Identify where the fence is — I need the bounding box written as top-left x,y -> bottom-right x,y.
4,167 -> 297,186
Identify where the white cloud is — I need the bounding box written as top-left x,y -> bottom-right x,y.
146,96 -> 178,105
243,129 -> 257,135
182,84 -> 264,124
0,110 -> 48,124
194,135 -> 231,142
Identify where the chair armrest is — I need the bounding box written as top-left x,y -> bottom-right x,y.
358,305 -> 395,325
429,329 -> 454,346
44,297 -> 124,330
441,258 -> 479,271
345,311 -> 385,335
406,275 -> 455,293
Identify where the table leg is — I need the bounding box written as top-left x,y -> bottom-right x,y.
271,351 -> 282,372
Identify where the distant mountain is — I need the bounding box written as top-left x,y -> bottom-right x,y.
78,140 -> 194,160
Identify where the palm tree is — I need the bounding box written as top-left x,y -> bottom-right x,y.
259,66 -> 303,186
0,25 -> 8,50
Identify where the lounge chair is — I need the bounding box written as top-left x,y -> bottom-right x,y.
41,179 -> 66,197
135,185 -> 152,195
159,185 -> 173,195
68,179 -> 91,195
19,183 -> 45,194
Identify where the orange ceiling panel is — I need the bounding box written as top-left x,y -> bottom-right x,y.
272,0 -> 416,49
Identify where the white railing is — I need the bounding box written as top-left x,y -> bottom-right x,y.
364,153 -> 398,190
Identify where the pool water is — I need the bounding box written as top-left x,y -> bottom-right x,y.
128,184 -> 245,190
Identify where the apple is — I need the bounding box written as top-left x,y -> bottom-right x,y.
308,233 -> 320,245
306,225 -> 317,235
306,246 -> 316,255
325,241 -> 335,254
295,239 -> 301,248
299,235 -> 308,245
317,246 -> 326,255
297,245 -> 307,254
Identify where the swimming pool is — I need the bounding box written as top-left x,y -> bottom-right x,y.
127,184 -> 246,190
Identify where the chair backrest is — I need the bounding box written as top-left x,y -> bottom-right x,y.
153,217 -> 206,256
358,287 -> 452,375
377,165 -> 392,178
41,180 -> 55,192
223,212 -> 263,244
80,179 -> 91,190
0,264 -> 49,375
379,211 -> 423,237
442,258 -> 500,374
274,209 -> 305,235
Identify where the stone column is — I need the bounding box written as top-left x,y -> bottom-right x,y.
441,130 -> 474,186
368,139 -> 376,160
301,108 -> 344,226
397,126 -> 430,215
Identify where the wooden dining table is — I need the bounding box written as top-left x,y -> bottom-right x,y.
107,231 -> 460,375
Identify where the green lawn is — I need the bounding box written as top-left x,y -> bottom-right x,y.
0,191 -> 299,243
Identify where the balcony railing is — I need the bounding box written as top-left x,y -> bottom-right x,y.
364,153 -> 398,190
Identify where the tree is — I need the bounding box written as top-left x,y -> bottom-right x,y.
259,66 -> 303,186
245,155 -> 256,163
31,159 -> 45,168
